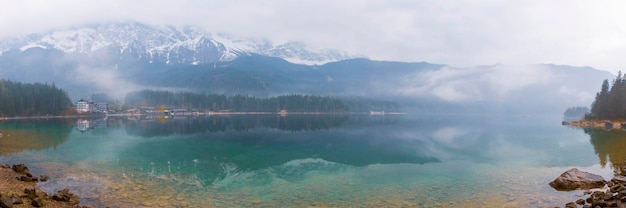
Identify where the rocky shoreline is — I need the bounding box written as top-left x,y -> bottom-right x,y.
564,120 -> 626,130
0,164 -> 86,208
551,168 -> 626,208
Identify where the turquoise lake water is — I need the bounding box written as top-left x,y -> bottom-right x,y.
0,114 -> 622,207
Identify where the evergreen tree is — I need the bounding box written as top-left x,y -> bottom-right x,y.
123,90 -> 360,112
590,79 -> 609,119
0,79 -> 73,117
590,71 -> 626,119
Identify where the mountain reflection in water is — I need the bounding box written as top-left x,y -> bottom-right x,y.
120,114 -> 402,136
111,114 -> 438,170
1,114 -> 622,207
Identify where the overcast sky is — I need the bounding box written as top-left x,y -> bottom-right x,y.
1,0 -> 625,74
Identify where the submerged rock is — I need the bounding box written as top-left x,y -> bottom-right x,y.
549,168 -> 606,191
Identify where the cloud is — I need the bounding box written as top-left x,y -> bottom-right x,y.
70,65 -> 140,100
394,65 -> 554,102
1,1 -> 626,74
558,86 -> 596,105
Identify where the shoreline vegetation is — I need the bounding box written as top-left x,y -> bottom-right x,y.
0,80 -> 74,118
1,79 -> 406,119
562,72 -> 626,130
0,111 -> 407,121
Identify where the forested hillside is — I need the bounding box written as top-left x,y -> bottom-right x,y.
123,90 -> 403,113
125,90 -> 350,112
0,80 -> 73,117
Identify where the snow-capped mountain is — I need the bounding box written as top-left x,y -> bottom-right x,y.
0,22 -> 358,65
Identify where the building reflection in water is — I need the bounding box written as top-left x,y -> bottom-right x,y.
76,117 -> 109,132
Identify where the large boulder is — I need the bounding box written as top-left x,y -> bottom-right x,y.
550,168 -> 606,191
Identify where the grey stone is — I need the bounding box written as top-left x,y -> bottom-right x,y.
0,196 -> 13,208
52,188 -> 72,202
565,201 -> 577,208
31,197 -> 43,207
549,168 -> 606,191
10,164 -> 28,174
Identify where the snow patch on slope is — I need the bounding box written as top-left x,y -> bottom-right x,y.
0,22 -> 360,65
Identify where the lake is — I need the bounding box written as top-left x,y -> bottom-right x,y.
0,114 -> 620,207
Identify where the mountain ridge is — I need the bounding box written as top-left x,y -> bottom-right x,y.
0,21 -> 360,65
0,21 -> 616,114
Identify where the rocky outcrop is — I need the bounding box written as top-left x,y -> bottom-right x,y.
8,165 -> 46,183
549,168 -> 606,191
556,175 -> 626,207
0,164 -> 88,207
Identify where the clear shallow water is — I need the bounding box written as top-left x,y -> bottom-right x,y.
0,114 -> 621,207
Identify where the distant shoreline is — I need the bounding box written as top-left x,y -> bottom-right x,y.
0,111 -> 408,120
564,119 -> 626,129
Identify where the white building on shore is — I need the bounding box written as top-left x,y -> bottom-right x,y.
75,99 -> 108,114
76,99 -> 90,113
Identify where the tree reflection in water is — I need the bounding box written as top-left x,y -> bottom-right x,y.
122,114 -> 401,137
0,119 -> 74,156
586,128 -> 626,175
